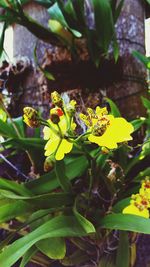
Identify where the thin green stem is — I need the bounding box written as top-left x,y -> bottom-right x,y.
54,138 -> 62,158
75,131 -> 92,142
57,123 -> 63,138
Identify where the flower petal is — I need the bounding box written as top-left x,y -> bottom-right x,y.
55,139 -> 73,160
106,117 -> 134,143
43,126 -> 53,140
123,204 -> 149,218
44,137 -> 60,156
88,134 -> 118,149
88,116 -> 133,149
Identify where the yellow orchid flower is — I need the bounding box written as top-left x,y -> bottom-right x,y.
80,106 -> 134,149
43,111 -> 76,161
123,188 -> 150,218
123,204 -> 149,218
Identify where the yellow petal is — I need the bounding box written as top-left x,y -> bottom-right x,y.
44,137 -> 60,156
55,139 -> 73,160
96,106 -> 108,116
43,126 -> 52,140
88,134 -> 118,149
58,116 -> 67,134
123,204 -> 149,218
88,116 -> 134,149
106,117 -> 134,143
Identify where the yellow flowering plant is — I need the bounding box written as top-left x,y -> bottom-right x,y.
1,91 -> 150,267
24,91 -> 133,164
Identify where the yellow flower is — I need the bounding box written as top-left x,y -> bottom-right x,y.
43,114 -> 75,160
123,204 -> 149,218
80,106 -> 134,149
123,192 -> 150,218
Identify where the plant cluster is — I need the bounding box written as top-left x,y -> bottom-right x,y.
0,90 -> 150,266
0,0 -> 150,266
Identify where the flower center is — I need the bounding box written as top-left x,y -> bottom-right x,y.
133,195 -> 149,211
92,116 -> 110,136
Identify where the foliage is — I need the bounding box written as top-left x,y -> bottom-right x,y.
0,0 -> 124,65
132,50 -> 150,70
0,90 -> 150,266
145,0 -> 150,4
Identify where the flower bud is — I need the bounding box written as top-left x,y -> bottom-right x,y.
23,107 -> 40,128
51,91 -> 63,107
66,100 -> 76,117
50,108 -> 63,124
101,147 -> 109,154
44,155 -> 55,172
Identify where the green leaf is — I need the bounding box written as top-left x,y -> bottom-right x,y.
93,0 -> 114,53
99,213 -> 150,234
105,98 -> 121,117
116,231 -> 130,267
0,200 -> 32,224
48,2 -> 68,28
36,237 -> 66,259
0,119 -> 18,138
55,160 -> 72,192
10,117 -> 25,137
0,190 -> 73,209
134,167 -> 150,181
34,44 -> 55,80
113,0 -> 124,23
25,155 -> 88,194
112,32 -> 119,62
72,0 -> 85,31
57,0 -> 79,31
0,177 -> 32,196
73,209 -> 95,234
2,137 -> 46,150
132,51 -> 150,69
0,22 -> 7,58
29,208 -> 66,259
112,198 -> 130,213
96,153 -> 110,169
0,1 -> 10,8
0,108 -> 7,122
86,29 -> 101,67
48,0 -> 84,37
19,246 -> 38,267
0,215 -> 95,267
131,117 -> 146,131
141,96 -> 150,110
0,209 -> 51,251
